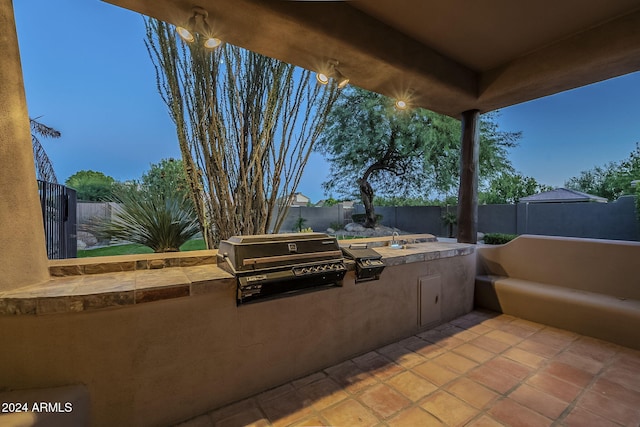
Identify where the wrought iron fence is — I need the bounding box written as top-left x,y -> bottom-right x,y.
38,180 -> 77,259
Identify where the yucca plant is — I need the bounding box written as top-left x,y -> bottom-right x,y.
95,189 -> 200,252
441,211 -> 457,238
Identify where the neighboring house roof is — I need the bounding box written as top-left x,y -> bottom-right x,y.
520,188 -> 608,203
288,192 -> 310,206
314,200 -> 357,208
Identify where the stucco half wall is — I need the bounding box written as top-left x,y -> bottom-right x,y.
0,247 -> 474,426
475,235 -> 640,350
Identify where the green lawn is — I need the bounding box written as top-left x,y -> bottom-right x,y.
77,235 -> 363,257
77,239 -> 207,257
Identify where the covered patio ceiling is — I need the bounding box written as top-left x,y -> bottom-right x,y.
103,0 -> 640,118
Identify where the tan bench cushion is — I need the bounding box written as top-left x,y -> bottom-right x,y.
475,275 -> 640,350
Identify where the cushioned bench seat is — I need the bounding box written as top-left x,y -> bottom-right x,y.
476,275 -> 640,349
475,235 -> 640,350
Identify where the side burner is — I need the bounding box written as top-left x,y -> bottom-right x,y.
341,244 -> 385,283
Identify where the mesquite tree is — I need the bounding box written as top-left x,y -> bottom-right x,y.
316,87 -> 519,228
316,89 -> 429,227
145,19 -> 339,247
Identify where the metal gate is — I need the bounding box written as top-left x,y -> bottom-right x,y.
38,180 -> 77,259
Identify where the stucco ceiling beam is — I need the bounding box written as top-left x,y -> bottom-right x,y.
478,9 -> 640,112
103,0 -> 478,117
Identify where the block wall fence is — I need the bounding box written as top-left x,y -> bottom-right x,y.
278,196 -> 639,241
78,195 -> 639,242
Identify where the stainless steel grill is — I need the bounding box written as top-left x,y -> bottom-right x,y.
217,233 -> 347,304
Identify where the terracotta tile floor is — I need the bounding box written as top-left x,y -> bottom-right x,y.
178,311 -> 640,427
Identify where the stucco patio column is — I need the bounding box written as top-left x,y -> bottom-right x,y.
457,109 -> 479,244
0,0 -> 50,290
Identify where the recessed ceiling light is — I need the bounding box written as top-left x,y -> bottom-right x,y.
335,69 -> 349,89
204,37 -> 222,49
176,7 -> 223,49
395,100 -> 408,110
176,26 -> 195,43
316,72 -> 330,85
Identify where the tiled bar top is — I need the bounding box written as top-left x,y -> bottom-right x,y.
366,241 -> 473,266
0,240 -> 474,316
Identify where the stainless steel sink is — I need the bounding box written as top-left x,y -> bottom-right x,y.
386,235 -> 414,249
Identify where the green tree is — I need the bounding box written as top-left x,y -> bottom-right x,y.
566,143 -> 640,201
480,172 -> 551,204
374,196 -> 433,206
564,164 -> 620,200
316,88 -> 429,227
65,170 -> 116,201
316,87 -> 519,227
141,158 -> 190,200
30,117 -> 60,183
145,19 -> 340,248
321,196 -> 340,207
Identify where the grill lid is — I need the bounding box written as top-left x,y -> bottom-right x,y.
217,232 -> 344,274
217,233 -> 347,304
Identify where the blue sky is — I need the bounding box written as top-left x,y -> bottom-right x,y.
14,0 -> 640,203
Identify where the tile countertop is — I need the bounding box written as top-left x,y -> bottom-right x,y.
0,239 -> 474,316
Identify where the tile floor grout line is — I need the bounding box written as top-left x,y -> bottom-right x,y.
445,320 -> 509,425
408,318 -> 506,426
453,316 -> 561,426
496,329 -> 580,426
550,341 -> 627,427
178,311 -> 640,427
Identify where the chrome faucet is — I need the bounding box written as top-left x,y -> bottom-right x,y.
391,231 -> 400,248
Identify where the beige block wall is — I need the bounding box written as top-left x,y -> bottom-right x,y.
477,235 -> 640,299
0,254 -> 474,426
0,0 -> 51,291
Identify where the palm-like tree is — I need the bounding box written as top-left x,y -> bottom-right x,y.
30,117 -> 61,183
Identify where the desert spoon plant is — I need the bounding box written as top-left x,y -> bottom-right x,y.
94,189 -> 200,253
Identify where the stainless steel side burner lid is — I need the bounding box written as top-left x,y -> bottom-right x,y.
341,243 -> 385,283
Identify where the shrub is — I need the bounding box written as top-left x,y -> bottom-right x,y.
328,221 -> 344,231
352,213 -> 383,224
91,189 -> 200,252
441,212 -> 457,238
294,217 -> 307,232
483,233 -> 518,245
